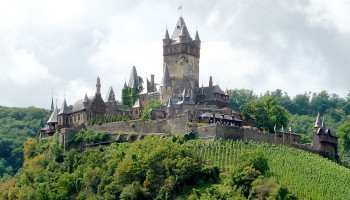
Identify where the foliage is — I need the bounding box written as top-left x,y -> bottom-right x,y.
0,106 -> 48,180
140,100 -> 162,120
0,135 -> 219,199
240,96 -> 289,132
68,130 -> 110,145
122,85 -> 132,107
227,89 -> 258,110
338,122 -> 350,159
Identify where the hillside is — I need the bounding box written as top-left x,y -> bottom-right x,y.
1,133 -> 349,199
0,106 -> 49,182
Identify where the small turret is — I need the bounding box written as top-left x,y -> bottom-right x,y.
83,93 -> 89,109
163,28 -> 171,46
96,76 -> 101,95
193,30 -> 201,48
105,86 -> 116,102
314,112 -> 322,129
50,97 -> 54,113
58,99 -> 69,115
178,25 -> 188,43
160,64 -> 173,104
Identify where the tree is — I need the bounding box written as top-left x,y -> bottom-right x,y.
227,89 -> 257,111
337,122 -> 350,159
240,96 -> 289,132
122,86 -> 131,107
140,100 -> 162,120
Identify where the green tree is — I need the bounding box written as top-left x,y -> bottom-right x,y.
337,122 -> 350,159
227,89 -> 257,111
122,86 -> 131,107
140,100 -> 162,120
240,96 -> 289,132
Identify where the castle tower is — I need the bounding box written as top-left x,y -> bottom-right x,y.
160,64 -> 173,104
163,16 -> 200,98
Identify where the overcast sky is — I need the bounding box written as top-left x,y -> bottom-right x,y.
1,0 -> 350,109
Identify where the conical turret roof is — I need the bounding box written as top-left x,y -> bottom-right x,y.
194,30 -> 200,41
58,99 -> 69,115
171,17 -> 191,42
161,64 -> 172,87
50,97 -> 54,112
47,105 -> 58,124
105,86 -> 116,102
314,112 -> 322,128
164,28 -> 170,40
128,66 -> 139,89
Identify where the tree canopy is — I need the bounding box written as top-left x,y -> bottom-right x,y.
240,96 -> 289,132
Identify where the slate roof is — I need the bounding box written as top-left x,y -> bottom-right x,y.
58,99 -> 69,115
194,30 -> 200,41
314,112 -> 322,128
171,17 -> 191,43
128,66 -> 139,89
161,64 -> 172,87
197,85 -> 228,103
105,86 -> 116,102
164,28 -> 170,40
47,106 -> 58,124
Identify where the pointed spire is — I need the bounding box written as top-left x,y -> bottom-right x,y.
96,76 -> 101,95
161,64 -> 172,87
195,29 -> 200,41
314,112 -> 322,128
47,105 -> 58,124
165,28 -> 170,40
50,97 -> 54,112
58,99 -> 69,115
128,66 -> 139,89
171,17 -> 191,42
83,93 -> 89,102
123,80 -> 128,89
105,86 -> 116,102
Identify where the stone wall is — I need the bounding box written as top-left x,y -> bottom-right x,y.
88,119 -> 167,134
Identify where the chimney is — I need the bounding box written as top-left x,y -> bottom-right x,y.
209,76 -> 213,87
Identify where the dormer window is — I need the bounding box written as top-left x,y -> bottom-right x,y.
177,25 -> 180,29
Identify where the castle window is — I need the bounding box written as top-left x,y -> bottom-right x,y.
78,114 -> 80,121
65,117 -> 68,124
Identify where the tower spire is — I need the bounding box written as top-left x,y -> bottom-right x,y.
96,76 -> 101,95
50,88 -> 54,112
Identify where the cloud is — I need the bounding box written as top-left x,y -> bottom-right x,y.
1,0 -> 350,108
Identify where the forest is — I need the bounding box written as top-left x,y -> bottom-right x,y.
0,106 -> 49,182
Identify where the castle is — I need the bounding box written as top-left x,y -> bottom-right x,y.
40,16 -> 338,159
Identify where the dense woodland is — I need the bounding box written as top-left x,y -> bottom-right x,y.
1,89 -> 350,199
0,106 -> 48,182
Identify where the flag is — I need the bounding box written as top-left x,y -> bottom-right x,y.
281,126 -> 284,132
289,126 -> 292,132
274,124 -> 276,132
178,5 -> 182,10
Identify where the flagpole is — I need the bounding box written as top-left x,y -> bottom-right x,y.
282,126 -> 284,143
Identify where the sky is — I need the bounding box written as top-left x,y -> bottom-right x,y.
1,0 -> 350,109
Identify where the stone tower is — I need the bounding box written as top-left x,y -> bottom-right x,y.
163,17 -> 201,99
